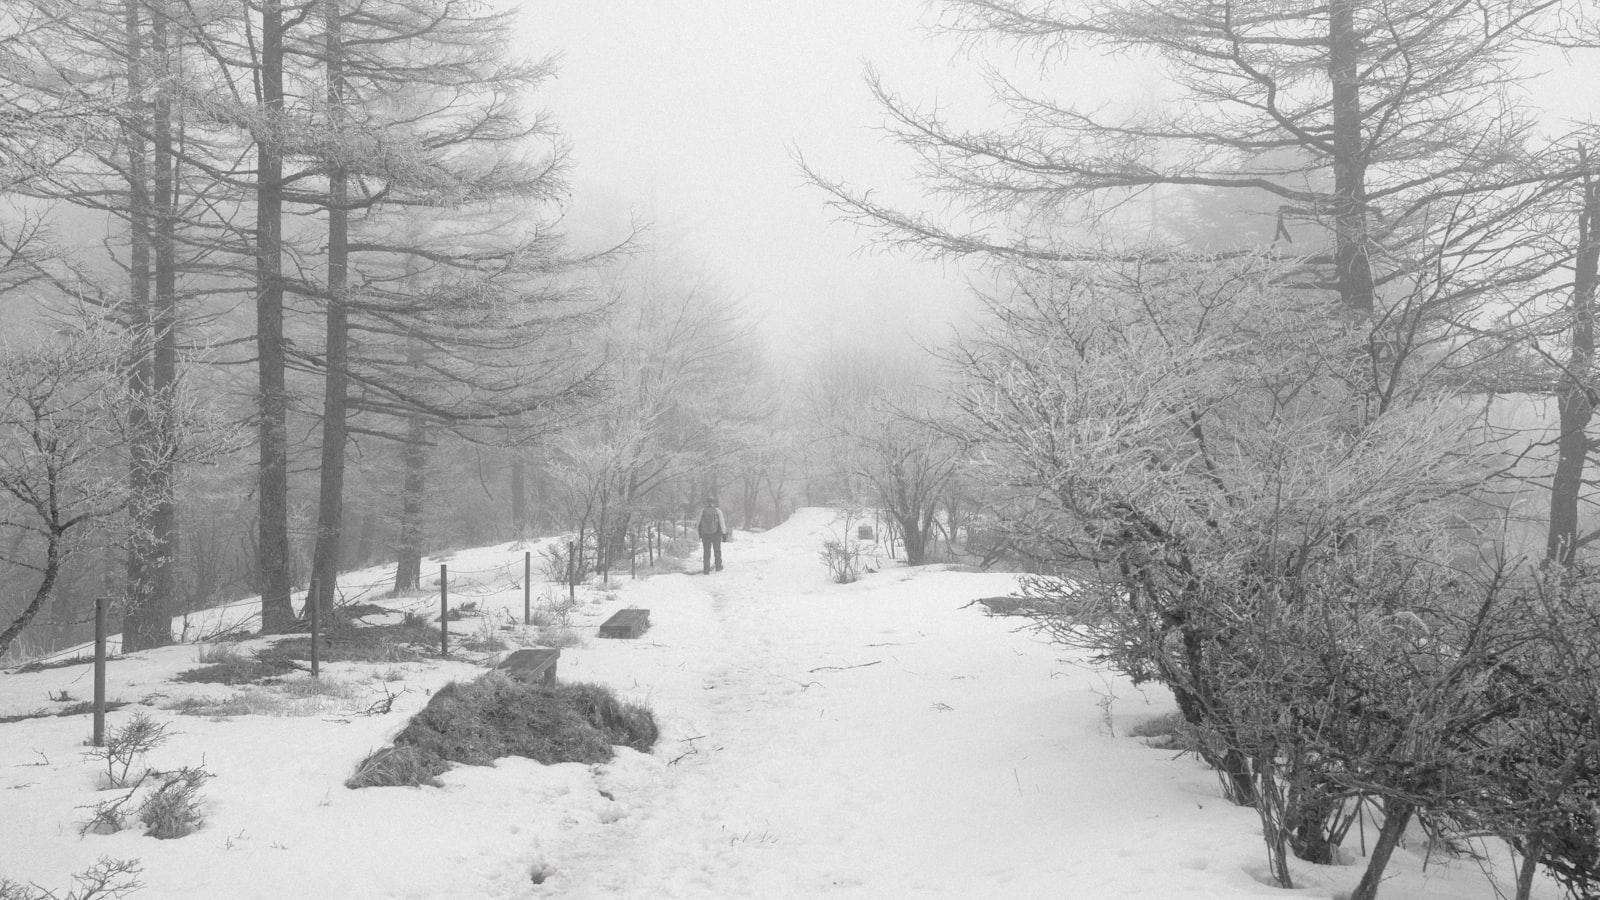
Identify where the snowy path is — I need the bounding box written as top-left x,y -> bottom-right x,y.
526,514 -> 1279,899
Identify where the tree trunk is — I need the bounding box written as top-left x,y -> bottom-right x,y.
348,509 -> 377,569
741,473 -> 758,529
255,0 -> 293,632
392,416 -> 427,594
392,332 -> 428,594
510,454 -> 528,538
1350,800 -> 1414,900
124,0 -> 180,651
1328,0 -> 1374,317
1289,794 -> 1338,864
1515,834 -> 1544,900
120,0 -> 160,650
896,510 -> 928,565
1548,169 -> 1600,566
0,533 -> 63,659
309,0 -> 348,618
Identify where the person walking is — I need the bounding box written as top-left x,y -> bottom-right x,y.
697,497 -> 727,574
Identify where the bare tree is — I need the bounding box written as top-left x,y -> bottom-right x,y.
806,0 -> 1573,411
0,327 -> 141,658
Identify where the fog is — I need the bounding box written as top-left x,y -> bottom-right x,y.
522,0 -> 1165,365
528,1 -> 1598,362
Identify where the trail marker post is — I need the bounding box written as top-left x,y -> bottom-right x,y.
92,597 -> 107,747
308,579 -> 321,678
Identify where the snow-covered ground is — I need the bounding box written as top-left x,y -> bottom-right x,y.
0,508 -> 1555,899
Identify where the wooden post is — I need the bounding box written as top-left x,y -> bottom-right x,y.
92,597 -> 107,747
648,525 -> 655,565
308,579 -> 320,679
523,551 -> 532,625
631,530 -> 637,579
439,563 -> 449,656
567,541 -> 576,604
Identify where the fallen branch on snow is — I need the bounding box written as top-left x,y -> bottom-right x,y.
807,660 -> 881,674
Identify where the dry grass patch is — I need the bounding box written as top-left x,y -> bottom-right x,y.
270,619 -> 439,665
533,626 -> 584,649
174,644 -> 298,685
346,673 -> 658,789
165,677 -> 361,718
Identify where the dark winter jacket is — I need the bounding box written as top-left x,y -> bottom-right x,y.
697,506 -> 727,539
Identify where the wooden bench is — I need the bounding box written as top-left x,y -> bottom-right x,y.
495,648 -> 560,685
598,608 -> 651,639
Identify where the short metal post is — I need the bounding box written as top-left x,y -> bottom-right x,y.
439,564 -> 449,656
524,551 -> 532,625
308,579 -> 321,679
92,597 -> 107,747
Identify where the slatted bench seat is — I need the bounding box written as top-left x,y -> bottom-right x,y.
598,608 -> 650,639
495,648 -> 560,685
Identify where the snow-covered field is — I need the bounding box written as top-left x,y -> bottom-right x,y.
0,508 -> 1555,899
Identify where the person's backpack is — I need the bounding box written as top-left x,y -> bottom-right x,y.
698,507 -> 721,537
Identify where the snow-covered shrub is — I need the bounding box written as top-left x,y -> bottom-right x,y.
139,766 -> 212,839
79,781 -> 144,836
820,536 -> 865,584
86,713 -> 170,789
538,542 -> 573,584
0,858 -> 142,900
950,251 -> 1509,893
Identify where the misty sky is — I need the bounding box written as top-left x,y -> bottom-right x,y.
522,3 -> 1599,364
520,1 -> 1147,363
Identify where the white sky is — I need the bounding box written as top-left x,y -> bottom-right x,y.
519,1 -> 1135,364
520,3 -> 1599,365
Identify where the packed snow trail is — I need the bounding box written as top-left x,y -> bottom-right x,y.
525,512 -> 1277,898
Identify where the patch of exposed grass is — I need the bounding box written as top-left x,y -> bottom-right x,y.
57,700 -> 131,718
12,655 -> 121,674
0,700 -> 132,725
270,620 -> 439,665
346,673 -> 658,789
164,677 -> 360,718
335,602 -> 390,620
345,745 -> 450,788
533,626 -> 584,649
557,681 -> 659,753
174,645 -> 298,685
